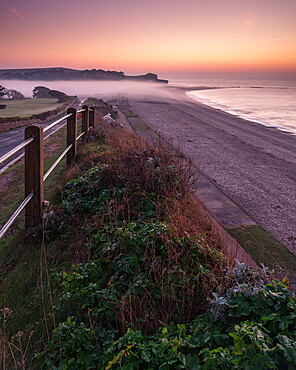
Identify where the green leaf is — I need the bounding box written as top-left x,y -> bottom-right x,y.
178,353 -> 186,366
263,355 -> 276,369
262,313 -> 277,323
141,350 -> 151,363
188,354 -> 200,370
228,333 -> 239,341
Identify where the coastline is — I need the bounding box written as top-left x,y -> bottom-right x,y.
184,87 -> 296,136
129,87 -> 296,255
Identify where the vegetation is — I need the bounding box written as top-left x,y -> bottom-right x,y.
228,225 -> 296,272
0,85 -> 74,131
117,101 -> 151,132
0,98 -> 63,119
4,89 -> 25,100
86,97 -> 116,117
0,108 -> 83,284
0,93 -> 77,132
0,85 -> 6,99
117,99 -> 294,273
0,115 -> 295,369
0,85 -> 25,100
32,86 -> 70,103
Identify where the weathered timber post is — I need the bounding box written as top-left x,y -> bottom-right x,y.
25,125 -> 44,230
67,107 -> 77,165
89,107 -> 95,128
82,105 -> 89,135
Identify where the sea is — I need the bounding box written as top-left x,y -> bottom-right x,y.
1,74 -> 296,135
168,75 -> 296,135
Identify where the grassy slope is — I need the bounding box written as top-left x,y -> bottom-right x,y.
0,122 -> 84,284
0,98 -> 63,118
0,120 -> 227,366
0,107 -> 295,368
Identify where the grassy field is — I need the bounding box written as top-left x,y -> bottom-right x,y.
0,98 -> 63,118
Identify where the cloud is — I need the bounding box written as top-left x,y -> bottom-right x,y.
59,28 -> 67,36
0,0 -> 27,18
8,7 -> 25,18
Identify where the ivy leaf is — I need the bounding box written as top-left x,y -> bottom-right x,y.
178,353 -> 186,366
141,350 -> 151,363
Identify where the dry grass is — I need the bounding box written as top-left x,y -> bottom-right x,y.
100,126 -> 222,246
55,122 -> 236,336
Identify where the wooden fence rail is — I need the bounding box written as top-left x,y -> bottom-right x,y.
0,105 -> 95,240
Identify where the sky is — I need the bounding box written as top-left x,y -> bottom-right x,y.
0,0 -> 296,77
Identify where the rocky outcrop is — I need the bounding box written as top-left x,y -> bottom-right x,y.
125,72 -> 168,83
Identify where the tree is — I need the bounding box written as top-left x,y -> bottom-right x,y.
32,86 -> 69,102
32,86 -> 51,99
0,85 -> 6,99
5,89 -> 25,100
48,89 -> 68,103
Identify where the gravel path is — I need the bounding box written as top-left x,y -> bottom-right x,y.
130,92 -> 296,254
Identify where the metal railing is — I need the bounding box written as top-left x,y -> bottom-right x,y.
43,144 -> 73,182
0,137 -> 35,166
0,105 -> 95,240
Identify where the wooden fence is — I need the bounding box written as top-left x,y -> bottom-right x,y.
0,105 -> 95,239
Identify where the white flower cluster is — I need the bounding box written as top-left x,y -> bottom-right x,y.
210,260 -> 273,321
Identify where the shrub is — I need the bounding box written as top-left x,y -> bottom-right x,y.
103,280 -> 296,369
37,123 -> 296,369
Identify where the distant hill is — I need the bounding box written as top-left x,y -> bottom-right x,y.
0,67 -> 168,83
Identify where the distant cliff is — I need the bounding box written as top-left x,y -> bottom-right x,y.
0,67 -> 168,83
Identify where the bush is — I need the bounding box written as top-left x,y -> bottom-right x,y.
103,280 -> 296,369
41,276 -> 296,369
37,125 -> 296,369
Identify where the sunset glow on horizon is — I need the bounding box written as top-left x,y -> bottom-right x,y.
0,0 -> 295,77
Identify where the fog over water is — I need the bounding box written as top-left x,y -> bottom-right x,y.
1,77 -> 295,134
0,80 -> 177,102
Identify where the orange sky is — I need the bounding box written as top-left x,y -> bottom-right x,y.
0,0 -> 295,75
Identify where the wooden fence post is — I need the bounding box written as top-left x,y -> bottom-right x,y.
89,107 -> 95,128
67,107 -> 77,165
82,105 -> 89,135
25,125 -> 44,230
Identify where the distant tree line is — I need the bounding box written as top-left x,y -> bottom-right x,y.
0,84 -> 25,100
0,84 -> 69,103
